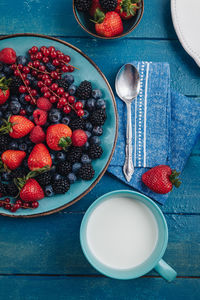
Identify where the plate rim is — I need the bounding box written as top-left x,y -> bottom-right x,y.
171,0 -> 200,68
0,33 -> 118,218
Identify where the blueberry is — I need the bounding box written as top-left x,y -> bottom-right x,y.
46,62 -> 56,71
19,94 -> 27,105
81,154 -> 91,164
85,122 -> 93,132
85,131 -> 92,139
3,65 -> 12,76
67,173 -> 77,184
0,72 -> 5,78
56,152 -> 66,161
63,74 -> 74,84
25,104 -> 34,115
90,136 -> 101,145
9,141 -> 18,150
1,172 -> 11,181
27,146 -> 33,154
96,99 -> 106,110
92,126 -> 103,136
82,141 -> 90,151
43,122 -> 50,130
4,110 -> 12,119
72,162 -> 82,174
79,99 -> 86,108
26,74 -> 34,81
0,111 -> 2,118
44,185 -> 54,197
86,98 -> 96,111
19,143 -> 27,151
62,116 -> 70,125
52,173 -> 62,181
0,62 -> 3,71
10,100 -> 21,114
92,89 -> 102,100
51,165 -> 56,173
68,84 -> 77,95
50,152 -> 56,161
28,115 -> 34,122
49,109 -> 62,123
32,80 -> 38,88
82,110 -> 89,119
11,96 -> 18,102
16,56 -> 27,65
1,102 -> 9,111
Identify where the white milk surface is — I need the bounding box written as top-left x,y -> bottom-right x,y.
86,197 -> 158,269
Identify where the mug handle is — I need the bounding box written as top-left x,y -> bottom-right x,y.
154,259 -> 177,282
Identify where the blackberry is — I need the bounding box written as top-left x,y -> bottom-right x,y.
56,79 -> 69,91
9,76 -> 23,95
76,80 -> 92,100
75,0 -> 92,11
78,163 -> 95,180
67,147 -> 82,163
0,182 -> 7,196
11,168 -> 26,179
56,161 -> 72,176
99,0 -> 117,11
90,109 -> 106,126
69,118 -> 85,131
88,144 -> 103,159
6,182 -> 18,197
35,171 -> 52,187
52,179 -> 70,194
0,134 -> 10,151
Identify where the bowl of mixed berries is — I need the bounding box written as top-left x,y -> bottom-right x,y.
73,0 -> 144,39
0,37 -> 117,217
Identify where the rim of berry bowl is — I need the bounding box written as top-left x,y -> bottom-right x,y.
72,0 -> 144,40
0,33 -> 118,218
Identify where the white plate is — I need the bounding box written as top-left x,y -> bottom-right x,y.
171,0 -> 200,67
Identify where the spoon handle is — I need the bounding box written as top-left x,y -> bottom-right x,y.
123,102 -> 134,182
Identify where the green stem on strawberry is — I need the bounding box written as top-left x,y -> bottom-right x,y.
0,117 -> 14,135
0,77 -> 12,93
58,137 -> 72,151
170,170 -> 181,188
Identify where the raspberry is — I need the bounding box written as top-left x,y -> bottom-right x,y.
33,109 -> 48,125
0,48 -> 16,64
72,129 -> 87,147
29,126 -> 46,144
37,97 -> 52,111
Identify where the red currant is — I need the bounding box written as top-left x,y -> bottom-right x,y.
23,203 -> 30,208
30,54 -> 36,61
50,51 -> 57,58
37,81 -> 44,88
5,198 -> 10,203
63,105 -> 71,114
43,57 -> 49,63
11,64 -> 17,70
4,204 -> 11,210
62,65 -> 69,73
32,201 -> 39,209
64,55 -> 71,63
52,59 -> 60,66
44,78 -> 52,86
23,66 -> 30,74
75,101 -> 83,110
14,69 -> 20,76
48,46 -> 55,52
36,52 -> 43,60
39,65 -> 46,71
41,86 -> 48,93
50,71 -> 58,79
77,109 -> 84,117
51,83 -> 58,91
57,102 -> 63,109
30,98 -> 37,105
18,64 -> 23,70
24,79 -> 30,86
40,46 -> 47,53
44,91 -> 51,98
20,109 -> 26,116
59,97 -> 67,106
58,53 -> 64,60
28,62 -> 33,67
19,85 -> 26,93
68,66 -> 74,72
14,203 -> 21,210
68,96 -> 75,104
43,49 -> 50,57
37,73 -> 43,79
33,60 -> 40,68
25,95 -> 31,102
57,87 -> 64,95
64,92 -> 69,98
31,46 -> 38,53
21,73 -> 27,79
49,96 -> 57,103
31,70 -> 38,77
31,89 -> 37,96
42,74 -> 49,81
57,75 -> 61,80
16,200 -> 22,206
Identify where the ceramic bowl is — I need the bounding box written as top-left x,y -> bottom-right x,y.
73,0 -> 144,40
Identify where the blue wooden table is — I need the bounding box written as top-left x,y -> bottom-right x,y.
0,1 -> 200,299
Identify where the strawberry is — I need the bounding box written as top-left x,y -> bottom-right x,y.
0,115 -> 34,139
142,165 -> 181,194
94,9 -> 123,37
90,0 -> 102,16
20,179 -> 44,202
33,109 -> 48,126
28,143 -> 52,171
72,129 -> 88,147
0,48 -> 16,64
46,124 -> 72,151
37,97 -> 52,111
1,150 -> 26,170
115,0 -> 140,20
29,125 -> 46,144
0,77 -> 11,105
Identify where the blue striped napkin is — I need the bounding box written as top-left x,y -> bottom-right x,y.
107,62 -> 200,204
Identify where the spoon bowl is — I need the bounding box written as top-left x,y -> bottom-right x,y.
115,64 -> 140,182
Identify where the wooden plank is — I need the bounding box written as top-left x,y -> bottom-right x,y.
57,38 -> 200,96
0,276 -> 199,300
0,0 -> 176,39
0,214 -> 199,276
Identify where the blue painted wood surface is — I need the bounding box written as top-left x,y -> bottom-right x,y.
0,0 -> 200,299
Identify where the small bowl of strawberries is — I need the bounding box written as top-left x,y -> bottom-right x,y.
73,0 -> 144,39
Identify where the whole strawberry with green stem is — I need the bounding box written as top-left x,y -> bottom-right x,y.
94,9 -> 123,37
115,0 -> 141,20
0,77 -> 11,105
142,165 -> 181,194
1,150 -> 26,171
0,115 -> 34,139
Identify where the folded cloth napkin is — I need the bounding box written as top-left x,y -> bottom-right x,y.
107,62 -> 200,204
